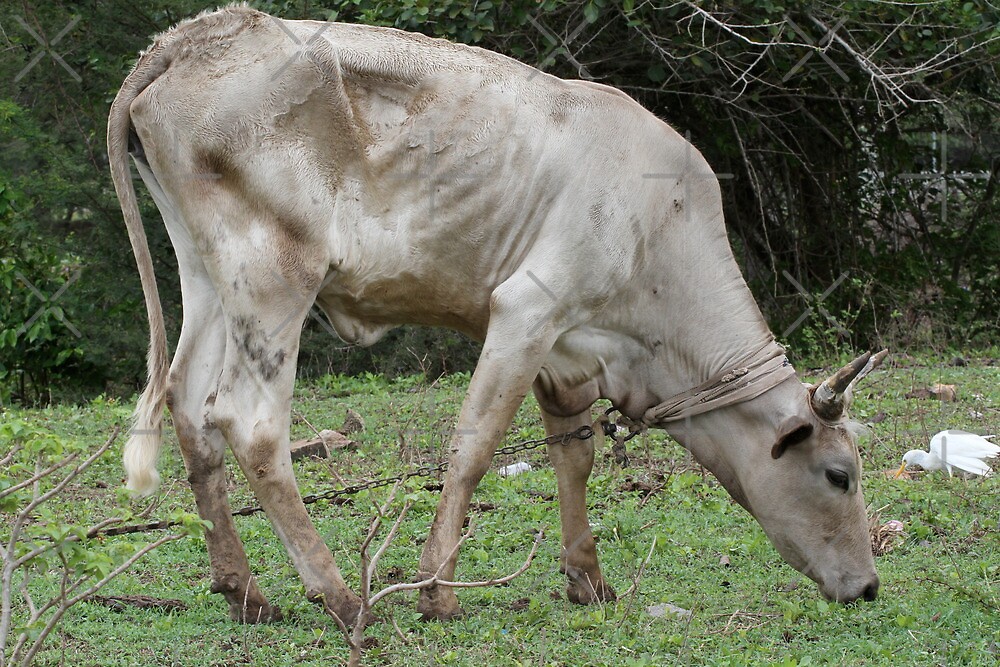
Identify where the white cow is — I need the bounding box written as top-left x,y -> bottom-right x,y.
108,6 -> 884,623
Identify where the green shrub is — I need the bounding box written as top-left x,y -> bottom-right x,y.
0,417 -> 206,667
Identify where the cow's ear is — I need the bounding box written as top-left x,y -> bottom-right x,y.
771,416 -> 814,460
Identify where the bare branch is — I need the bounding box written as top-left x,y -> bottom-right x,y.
681,2 -> 793,48
0,444 -> 22,468
367,500 -> 412,583
19,427 -> 120,520
621,535 -> 658,599
0,452 -> 80,502
368,529 -> 543,607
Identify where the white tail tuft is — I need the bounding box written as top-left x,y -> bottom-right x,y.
124,388 -> 164,496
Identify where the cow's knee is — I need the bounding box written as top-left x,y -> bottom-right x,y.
213,390 -> 278,461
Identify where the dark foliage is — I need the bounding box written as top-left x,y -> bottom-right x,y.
1,0 -> 997,404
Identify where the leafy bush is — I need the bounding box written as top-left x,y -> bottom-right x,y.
1,1 -> 997,404
0,418 -> 206,667
0,182 -> 84,406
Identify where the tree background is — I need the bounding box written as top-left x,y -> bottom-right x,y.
1,0 -> 997,405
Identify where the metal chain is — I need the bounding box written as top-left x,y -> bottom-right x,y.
92,425 -> 594,538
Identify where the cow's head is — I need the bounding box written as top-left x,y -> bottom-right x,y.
675,351 -> 885,603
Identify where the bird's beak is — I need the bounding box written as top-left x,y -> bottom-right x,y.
894,462 -> 907,478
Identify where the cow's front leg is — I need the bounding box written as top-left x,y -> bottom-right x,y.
417,284 -> 558,620
537,405 -> 617,605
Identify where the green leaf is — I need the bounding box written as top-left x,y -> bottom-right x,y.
647,64 -> 666,83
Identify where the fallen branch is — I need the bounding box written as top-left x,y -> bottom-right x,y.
86,595 -> 188,612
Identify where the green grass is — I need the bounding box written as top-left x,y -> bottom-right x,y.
3,352 -> 1000,666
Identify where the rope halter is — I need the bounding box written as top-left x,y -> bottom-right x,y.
639,340 -> 798,428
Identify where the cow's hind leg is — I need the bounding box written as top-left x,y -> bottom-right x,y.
536,404 -> 617,605
166,273 -> 279,623
147,163 -> 279,624
210,268 -> 363,624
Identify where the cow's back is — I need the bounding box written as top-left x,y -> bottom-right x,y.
130,6 -> 702,346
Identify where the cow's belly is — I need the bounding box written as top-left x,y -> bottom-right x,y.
315,265 -> 494,346
312,165 -> 543,345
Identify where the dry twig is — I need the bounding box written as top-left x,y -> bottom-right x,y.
323,483 -> 543,667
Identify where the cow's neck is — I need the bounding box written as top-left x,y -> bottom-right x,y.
628,221 -> 803,475
636,249 -> 805,507
641,244 -> 778,412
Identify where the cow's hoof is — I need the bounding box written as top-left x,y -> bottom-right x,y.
229,601 -> 282,624
566,577 -> 617,605
306,589 -> 365,627
326,597 -> 366,627
416,587 -> 464,621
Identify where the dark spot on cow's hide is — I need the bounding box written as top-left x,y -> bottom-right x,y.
589,201 -> 609,233
198,150 -> 238,185
231,315 -> 287,381
248,435 -> 275,480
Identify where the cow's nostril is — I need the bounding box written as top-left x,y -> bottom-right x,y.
862,581 -> 879,602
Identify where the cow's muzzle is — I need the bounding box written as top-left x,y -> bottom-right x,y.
823,574 -> 879,604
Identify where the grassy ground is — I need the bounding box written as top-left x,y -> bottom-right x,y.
3,351 -> 999,666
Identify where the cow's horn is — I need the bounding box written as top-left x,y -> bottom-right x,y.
811,351 -> 877,421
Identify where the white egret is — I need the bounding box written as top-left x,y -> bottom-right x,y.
896,430 -> 1000,477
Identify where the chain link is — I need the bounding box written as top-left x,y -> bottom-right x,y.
92,425 -> 594,538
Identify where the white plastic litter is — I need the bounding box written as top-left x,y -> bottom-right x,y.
498,462 -> 532,477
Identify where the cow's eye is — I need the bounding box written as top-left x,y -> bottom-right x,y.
825,470 -> 849,491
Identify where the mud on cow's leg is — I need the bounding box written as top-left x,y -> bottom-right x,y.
176,418 -> 280,623
537,403 -> 617,605
181,427 -> 280,623
166,268 -> 279,623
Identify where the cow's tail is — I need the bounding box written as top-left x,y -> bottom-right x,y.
107,44 -> 173,496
